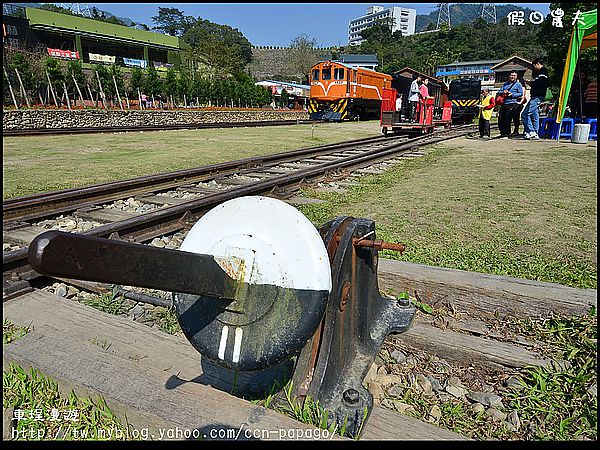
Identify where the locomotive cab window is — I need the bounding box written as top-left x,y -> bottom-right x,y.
322,68 -> 331,80
353,71 -> 357,83
334,68 -> 345,80
312,68 -> 319,81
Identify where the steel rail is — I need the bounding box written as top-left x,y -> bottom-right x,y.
3,133 -> 398,222
3,126 -> 475,273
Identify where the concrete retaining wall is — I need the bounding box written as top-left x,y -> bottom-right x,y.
2,109 -> 310,130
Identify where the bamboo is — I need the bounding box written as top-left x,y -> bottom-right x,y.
45,70 -> 59,107
71,72 -> 85,108
138,88 -> 143,110
13,67 -> 31,108
95,71 -> 107,110
112,75 -> 123,110
86,84 -> 94,108
125,92 -> 130,109
183,93 -> 187,108
4,66 -> 19,109
62,81 -> 72,111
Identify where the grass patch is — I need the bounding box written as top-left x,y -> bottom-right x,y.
384,309 -> 597,440
3,319 -> 31,345
298,139 -> 597,289
83,292 -> 129,315
252,380 -> 364,439
150,307 -> 181,335
3,121 -> 381,199
3,363 -> 132,440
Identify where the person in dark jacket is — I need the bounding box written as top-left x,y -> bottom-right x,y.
498,71 -> 524,139
522,58 -> 549,140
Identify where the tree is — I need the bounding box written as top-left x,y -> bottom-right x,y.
177,69 -> 192,103
538,3 -> 597,88
66,59 -> 85,86
163,67 -> 178,102
129,67 -> 145,96
43,57 -> 64,88
144,64 -> 162,97
110,64 -> 125,100
286,34 -> 321,84
151,7 -> 194,36
9,52 -> 38,99
183,18 -> 253,74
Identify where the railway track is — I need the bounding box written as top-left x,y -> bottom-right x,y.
2,119 -> 314,137
3,126 -> 474,283
3,123 -> 596,441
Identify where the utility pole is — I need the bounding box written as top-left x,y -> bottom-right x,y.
436,3 -> 451,29
480,3 -> 497,24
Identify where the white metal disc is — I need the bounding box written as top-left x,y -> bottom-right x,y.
180,196 -> 332,293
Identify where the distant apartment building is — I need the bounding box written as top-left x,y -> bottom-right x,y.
348,5 -> 416,46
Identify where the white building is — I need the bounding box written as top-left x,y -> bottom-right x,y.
348,5 -> 416,46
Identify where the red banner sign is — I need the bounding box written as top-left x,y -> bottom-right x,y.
47,48 -> 80,59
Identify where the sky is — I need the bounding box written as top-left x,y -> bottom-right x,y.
83,2 -> 552,47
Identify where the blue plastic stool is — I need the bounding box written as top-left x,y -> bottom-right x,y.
557,118 -> 575,139
587,118 -> 597,140
539,118 -> 557,139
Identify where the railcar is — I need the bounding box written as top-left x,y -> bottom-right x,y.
308,60 -> 392,121
380,69 -> 452,135
448,77 -> 482,125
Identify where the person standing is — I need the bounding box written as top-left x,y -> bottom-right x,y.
497,71 -> 524,139
511,87 -> 527,136
477,88 -> 495,138
522,58 -> 549,140
417,78 -> 430,123
408,75 -> 422,123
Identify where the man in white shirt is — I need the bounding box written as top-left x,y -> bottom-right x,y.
408,75 -> 422,123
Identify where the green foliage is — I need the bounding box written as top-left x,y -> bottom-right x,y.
504,312 -> 597,440
151,7 -> 194,36
109,64 -> 125,97
355,17 -> 547,75
129,67 -> 145,96
538,3 -> 598,87
65,59 -> 86,93
8,52 -> 37,92
3,319 -> 30,345
182,18 -> 253,75
176,69 -> 192,103
43,57 -> 64,87
3,363 -> 131,440
143,64 -> 162,97
163,67 -> 178,98
150,307 -> 181,335
83,292 -> 128,315
91,64 -> 112,99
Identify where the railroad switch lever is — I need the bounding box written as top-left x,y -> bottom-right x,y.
27,197 -> 416,439
28,230 -> 241,301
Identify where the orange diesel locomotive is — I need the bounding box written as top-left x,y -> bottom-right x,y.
308,60 -> 392,121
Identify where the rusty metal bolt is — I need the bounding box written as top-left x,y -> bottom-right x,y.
343,388 -> 360,406
352,238 -> 406,254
